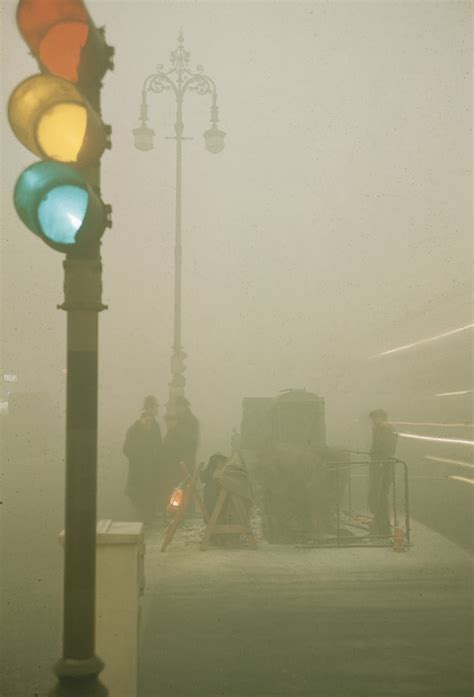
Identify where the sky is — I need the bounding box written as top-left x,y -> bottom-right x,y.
1,0 -> 472,453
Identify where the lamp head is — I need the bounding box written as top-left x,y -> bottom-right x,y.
133,124 -> 155,151
203,123 -> 226,154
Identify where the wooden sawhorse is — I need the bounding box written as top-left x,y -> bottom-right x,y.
200,488 -> 257,551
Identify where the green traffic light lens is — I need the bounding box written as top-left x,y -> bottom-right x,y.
14,161 -> 107,253
38,185 -> 88,245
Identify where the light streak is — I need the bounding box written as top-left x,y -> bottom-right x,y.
435,390 -> 473,397
371,323 -> 474,358
67,212 -> 82,228
390,421 -> 473,428
447,475 -> 474,486
399,432 -> 474,446
425,456 -> 474,470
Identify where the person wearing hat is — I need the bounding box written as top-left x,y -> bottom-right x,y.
163,396 -> 199,472
367,409 -> 398,537
123,395 -> 163,524
160,397 -> 199,514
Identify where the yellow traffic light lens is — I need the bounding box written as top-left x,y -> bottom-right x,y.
8,74 -> 106,165
37,102 -> 87,163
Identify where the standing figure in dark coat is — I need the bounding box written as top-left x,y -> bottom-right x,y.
123,395 -> 163,524
200,453 -> 227,518
163,396 -> 199,485
368,409 -> 398,537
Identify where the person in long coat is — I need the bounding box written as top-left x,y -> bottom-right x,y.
123,395 -> 163,524
368,408 -> 398,537
163,396 -> 199,488
200,453 -> 227,518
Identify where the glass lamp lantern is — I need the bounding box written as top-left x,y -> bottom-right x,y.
133,124 -> 155,151
203,123 -> 226,154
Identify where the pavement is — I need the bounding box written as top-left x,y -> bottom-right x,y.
140,519 -> 472,697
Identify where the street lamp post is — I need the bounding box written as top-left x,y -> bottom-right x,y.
133,32 -> 225,423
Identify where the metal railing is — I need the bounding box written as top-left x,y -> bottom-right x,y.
308,451 -> 410,549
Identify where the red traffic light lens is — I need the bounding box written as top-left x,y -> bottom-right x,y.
38,21 -> 89,83
17,0 -> 89,82
16,0 -> 106,83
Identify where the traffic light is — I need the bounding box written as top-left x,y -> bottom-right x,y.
8,0 -> 112,255
9,4 -> 114,692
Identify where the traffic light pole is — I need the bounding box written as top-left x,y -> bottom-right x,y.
50,80 -> 108,697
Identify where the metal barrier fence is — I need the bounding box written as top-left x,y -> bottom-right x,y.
308,451 -> 410,549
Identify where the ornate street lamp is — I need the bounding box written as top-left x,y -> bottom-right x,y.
133,32 -> 225,423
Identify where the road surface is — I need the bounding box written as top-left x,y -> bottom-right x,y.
140,520 -> 472,697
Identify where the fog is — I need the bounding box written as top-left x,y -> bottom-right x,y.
2,0 -> 471,447
1,2 -> 472,696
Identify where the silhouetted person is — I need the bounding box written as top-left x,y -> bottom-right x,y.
164,396 -> 199,474
123,395 -> 163,524
160,397 -> 199,514
200,452 -> 227,518
368,409 -> 398,537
